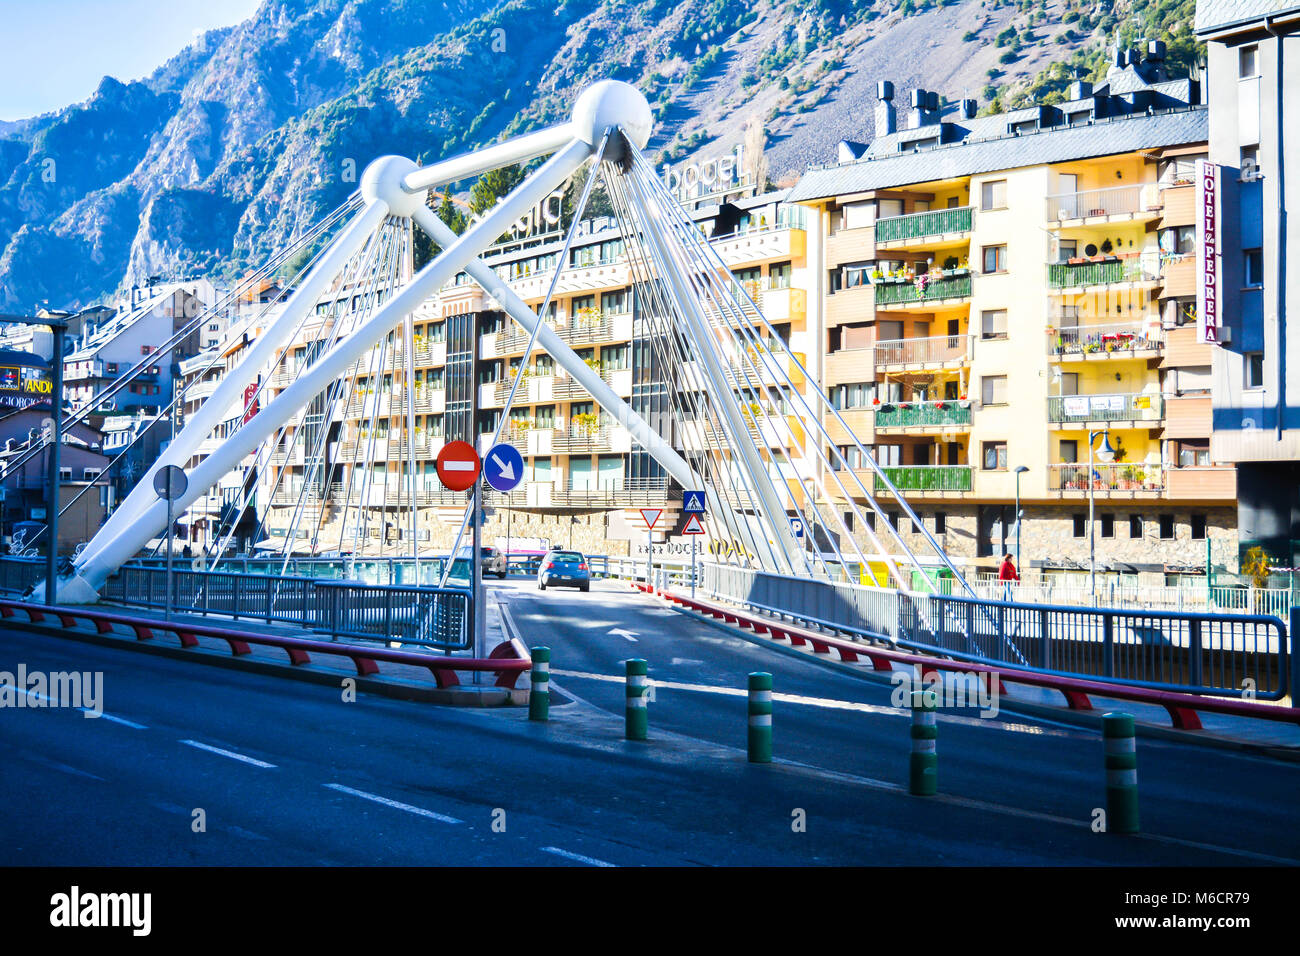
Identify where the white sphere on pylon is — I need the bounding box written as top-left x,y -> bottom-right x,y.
571,80 -> 653,161
360,155 -> 424,218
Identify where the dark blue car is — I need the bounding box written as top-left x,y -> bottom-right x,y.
538,550 -> 591,592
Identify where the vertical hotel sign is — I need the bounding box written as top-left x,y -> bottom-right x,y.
1196,159 -> 1222,344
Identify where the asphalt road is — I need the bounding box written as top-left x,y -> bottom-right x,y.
0,577 -> 1296,866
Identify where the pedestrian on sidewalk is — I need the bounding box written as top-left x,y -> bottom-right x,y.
999,552 -> 1019,601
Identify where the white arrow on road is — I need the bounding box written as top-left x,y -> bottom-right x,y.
491,454 -> 515,481
610,628 -> 639,642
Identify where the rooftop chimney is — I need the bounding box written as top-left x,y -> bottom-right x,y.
961,98 -> 977,119
908,88 -> 938,129
1069,79 -> 1093,99
875,80 -> 896,135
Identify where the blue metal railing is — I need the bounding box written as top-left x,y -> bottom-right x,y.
700,563 -> 1290,701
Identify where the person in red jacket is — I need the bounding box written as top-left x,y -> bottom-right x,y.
999,553 -> 1019,600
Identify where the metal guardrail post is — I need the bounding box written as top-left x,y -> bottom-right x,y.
747,672 -> 773,763
1102,613 -> 1115,679
1102,712 -> 1139,833
529,646 -> 550,721
1039,608 -> 1051,669
909,688 -> 938,796
1188,619 -> 1203,689
625,658 -> 649,740
1291,607 -> 1300,709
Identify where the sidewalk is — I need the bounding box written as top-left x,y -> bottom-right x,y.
653,586 -> 1300,756
6,596 -> 528,707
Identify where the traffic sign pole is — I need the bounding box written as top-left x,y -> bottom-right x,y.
691,533 -> 696,598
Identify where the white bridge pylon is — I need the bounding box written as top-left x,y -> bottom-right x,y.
43,78 -> 975,604
45,81 -> 764,602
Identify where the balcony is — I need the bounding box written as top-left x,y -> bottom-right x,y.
1046,321 -> 1164,359
1045,184 -> 1161,224
709,214 -> 807,267
825,285 -> 875,327
873,400 -> 972,431
826,225 -> 875,265
1048,254 -> 1161,290
1164,465 -> 1236,500
1160,253 -> 1196,297
873,465 -> 972,493
873,273 -> 972,308
552,423 -> 620,454
874,206 -> 973,245
824,347 -> 874,386
1047,463 -> 1164,495
1046,392 -> 1164,426
874,334 -> 971,369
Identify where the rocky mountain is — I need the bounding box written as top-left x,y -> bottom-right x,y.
0,0 -> 1201,312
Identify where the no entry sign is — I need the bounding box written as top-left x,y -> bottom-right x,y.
436,441 -> 481,491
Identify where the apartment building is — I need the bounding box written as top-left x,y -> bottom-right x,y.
1197,0 -> 1300,569
256,185 -> 812,558
789,52 -> 1236,583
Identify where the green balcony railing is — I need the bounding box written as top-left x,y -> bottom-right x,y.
873,402 -> 972,429
873,465 -> 972,492
875,205 -> 974,243
1048,257 -> 1157,288
874,274 -> 972,306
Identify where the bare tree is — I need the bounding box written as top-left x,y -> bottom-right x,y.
742,115 -> 770,192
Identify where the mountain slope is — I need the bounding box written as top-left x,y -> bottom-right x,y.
0,0 -> 1200,312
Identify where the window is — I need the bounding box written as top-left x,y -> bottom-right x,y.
1245,249 -> 1264,287
1191,514 -> 1207,540
982,441 -> 1008,471
1241,145 -> 1260,178
769,262 -> 792,289
1129,515 -> 1143,538
1245,352 -> 1265,389
841,201 -> 874,229
1159,514 -> 1175,539
982,244 -> 1008,274
981,375 -> 1008,406
1177,440 -> 1210,467
878,198 -> 904,219
1073,514 -> 1087,538
1100,514 -> 1114,538
835,382 -> 874,409
934,511 -> 947,534
1239,44 -> 1258,78
980,309 -> 1008,340
843,263 -> 872,288
535,405 -> 556,429
980,179 -> 1008,210
1058,239 -> 1077,262
1060,439 -> 1078,464
601,344 -> 629,370
59,468 -> 72,481
602,289 -> 628,314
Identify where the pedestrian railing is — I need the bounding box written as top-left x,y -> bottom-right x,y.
97,564 -> 472,650
0,557 -> 44,594
698,562 -> 1292,701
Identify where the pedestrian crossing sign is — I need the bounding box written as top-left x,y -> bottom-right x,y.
683,491 -> 706,513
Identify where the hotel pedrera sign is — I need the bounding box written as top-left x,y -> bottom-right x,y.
1195,159 -> 1223,345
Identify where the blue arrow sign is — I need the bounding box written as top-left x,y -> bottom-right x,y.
483,443 -> 524,493
683,490 -> 706,513
789,517 -> 805,539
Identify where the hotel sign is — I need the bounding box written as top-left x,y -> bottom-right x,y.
1196,160 -> 1222,345
661,143 -> 747,200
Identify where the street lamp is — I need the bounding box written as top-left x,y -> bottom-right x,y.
1013,465 -> 1029,577
1088,428 -> 1116,602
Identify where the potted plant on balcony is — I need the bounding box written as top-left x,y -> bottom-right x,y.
572,411 -> 600,438
575,305 -> 603,331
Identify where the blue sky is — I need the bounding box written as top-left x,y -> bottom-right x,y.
0,0 -> 261,121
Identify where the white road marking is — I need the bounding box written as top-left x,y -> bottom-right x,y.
34,757 -> 106,781
91,711 -> 148,729
180,740 -> 276,768
9,685 -> 148,728
671,658 -> 704,666
610,628 -> 638,642
549,668 -> 1074,736
324,783 -> 462,824
540,845 -> 616,867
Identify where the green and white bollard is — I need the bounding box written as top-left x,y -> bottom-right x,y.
529,646 -> 550,722
625,658 -> 649,740
1103,712 -> 1139,833
748,672 -> 773,763
909,688 -> 938,796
